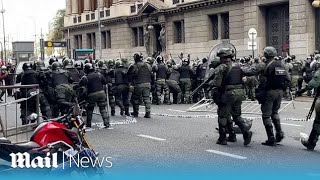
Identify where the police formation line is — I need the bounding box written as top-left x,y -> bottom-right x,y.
14,47 -> 320,150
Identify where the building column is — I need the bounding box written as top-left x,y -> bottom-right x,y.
71,0 -> 79,14
84,0 -> 91,12
289,0 -> 315,59
99,0 -> 105,8
66,0 -> 72,15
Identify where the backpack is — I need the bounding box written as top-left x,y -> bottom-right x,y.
265,60 -> 290,90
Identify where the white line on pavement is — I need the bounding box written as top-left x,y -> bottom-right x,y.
281,123 -> 303,127
137,134 -> 166,141
167,109 -> 187,113
206,150 -> 247,160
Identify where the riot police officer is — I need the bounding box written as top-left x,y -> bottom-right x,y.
146,57 -> 158,104
299,71 -> 320,150
115,60 -> 130,116
196,57 -> 209,100
179,58 -> 194,104
34,61 -> 52,119
210,48 -> 253,146
256,47 -> 291,146
290,56 -> 303,96
16,63 -> 39,125
106,59 -> 116,116
152,55 -> 170,105
128,52 -> 153,118
167,59 -> 182,104
50,62 -> 75,117
79,63 -> 110,128
63,59 -> 81,84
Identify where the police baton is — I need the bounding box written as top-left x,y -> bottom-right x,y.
306,88 -> 319,121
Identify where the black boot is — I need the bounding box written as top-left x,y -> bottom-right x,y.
216,125 -> 227,145
86,111 -> 93,128
273,118 -> 284,143
111,109 -> 115,116
227,122 -> 237,142
125,106 -> 130,116
120,108 -> 125,116
302,130 -> 318,150
243,131 -> 253,146
262,125 -> 276,146
144,112 -> 151,118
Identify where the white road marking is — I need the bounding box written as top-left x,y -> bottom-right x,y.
167,109 -> 187,113
137,134 -> 166,141
281,123 -> 302,127
206,150 -> 247,160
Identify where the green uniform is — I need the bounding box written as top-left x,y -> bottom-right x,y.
301,70 -> 320,150
211,60 -> 252,146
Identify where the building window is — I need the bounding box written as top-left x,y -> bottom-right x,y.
131,5 -> 136,13
106,30 -> 111,48
102,30 -> 111,49
87,33 -> 96,49
91,13 -> 95,20
209,15 -> 219,40
221,13 -> 229,39
173,0 -> 180,4
132,27 -> 144,47
174,20 -> 185,43
86,14 -> 90,21
106,9 -> 110,17
74,35 -> 82,49
100,11 -> 104,18
101,31 -> 106,49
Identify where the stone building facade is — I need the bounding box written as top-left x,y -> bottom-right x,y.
64,0 -> 320,60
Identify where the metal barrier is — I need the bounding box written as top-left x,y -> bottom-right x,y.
0,84 -> 40,142
187,98 -> 294,115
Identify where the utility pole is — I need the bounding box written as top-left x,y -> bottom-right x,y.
1,0 -> 6,62
97,0 -> 102,60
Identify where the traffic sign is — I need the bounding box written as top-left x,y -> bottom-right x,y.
248,28 -> 257,40
44,41 -> 67,47
248,42 -> 257,50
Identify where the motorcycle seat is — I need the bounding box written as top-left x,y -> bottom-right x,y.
16,142 -> 40,149
0,137 -> 11,144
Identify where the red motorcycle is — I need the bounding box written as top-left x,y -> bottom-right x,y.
0,101 -> 96,165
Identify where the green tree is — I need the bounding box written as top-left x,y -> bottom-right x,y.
50,9 -> 66,41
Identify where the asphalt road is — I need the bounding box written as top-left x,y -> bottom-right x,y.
1,96 -> 320,178
83,97 -> 320,178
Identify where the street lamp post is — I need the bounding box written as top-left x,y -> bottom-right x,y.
1,0 -> 6,62
97,0 -> 102,60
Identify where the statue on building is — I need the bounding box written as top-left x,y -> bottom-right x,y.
144,25 -> 151,56
158,24 -> 166,53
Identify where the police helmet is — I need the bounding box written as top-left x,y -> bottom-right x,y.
315,54 -> 320,61
84,59 -> 90,64
22,62 -> 33,71
63,59 -> 70,67
182,58 -> 190,65
1,66 -> 6,70
97,60 -> 105,68
108,59 -> 115,67
51,62 -> 62,71
217,48 -> 235,59
146,57 -> 154,65
202,57 -> 208,64
49,58 -> 56,65
133,52 -> 142,62
116,59 -> 124,68
156,56 -> 164,64
263,47 -> 277,59
84,63 -> 95,74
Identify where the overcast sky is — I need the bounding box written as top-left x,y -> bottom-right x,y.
3,0 -> 65,47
